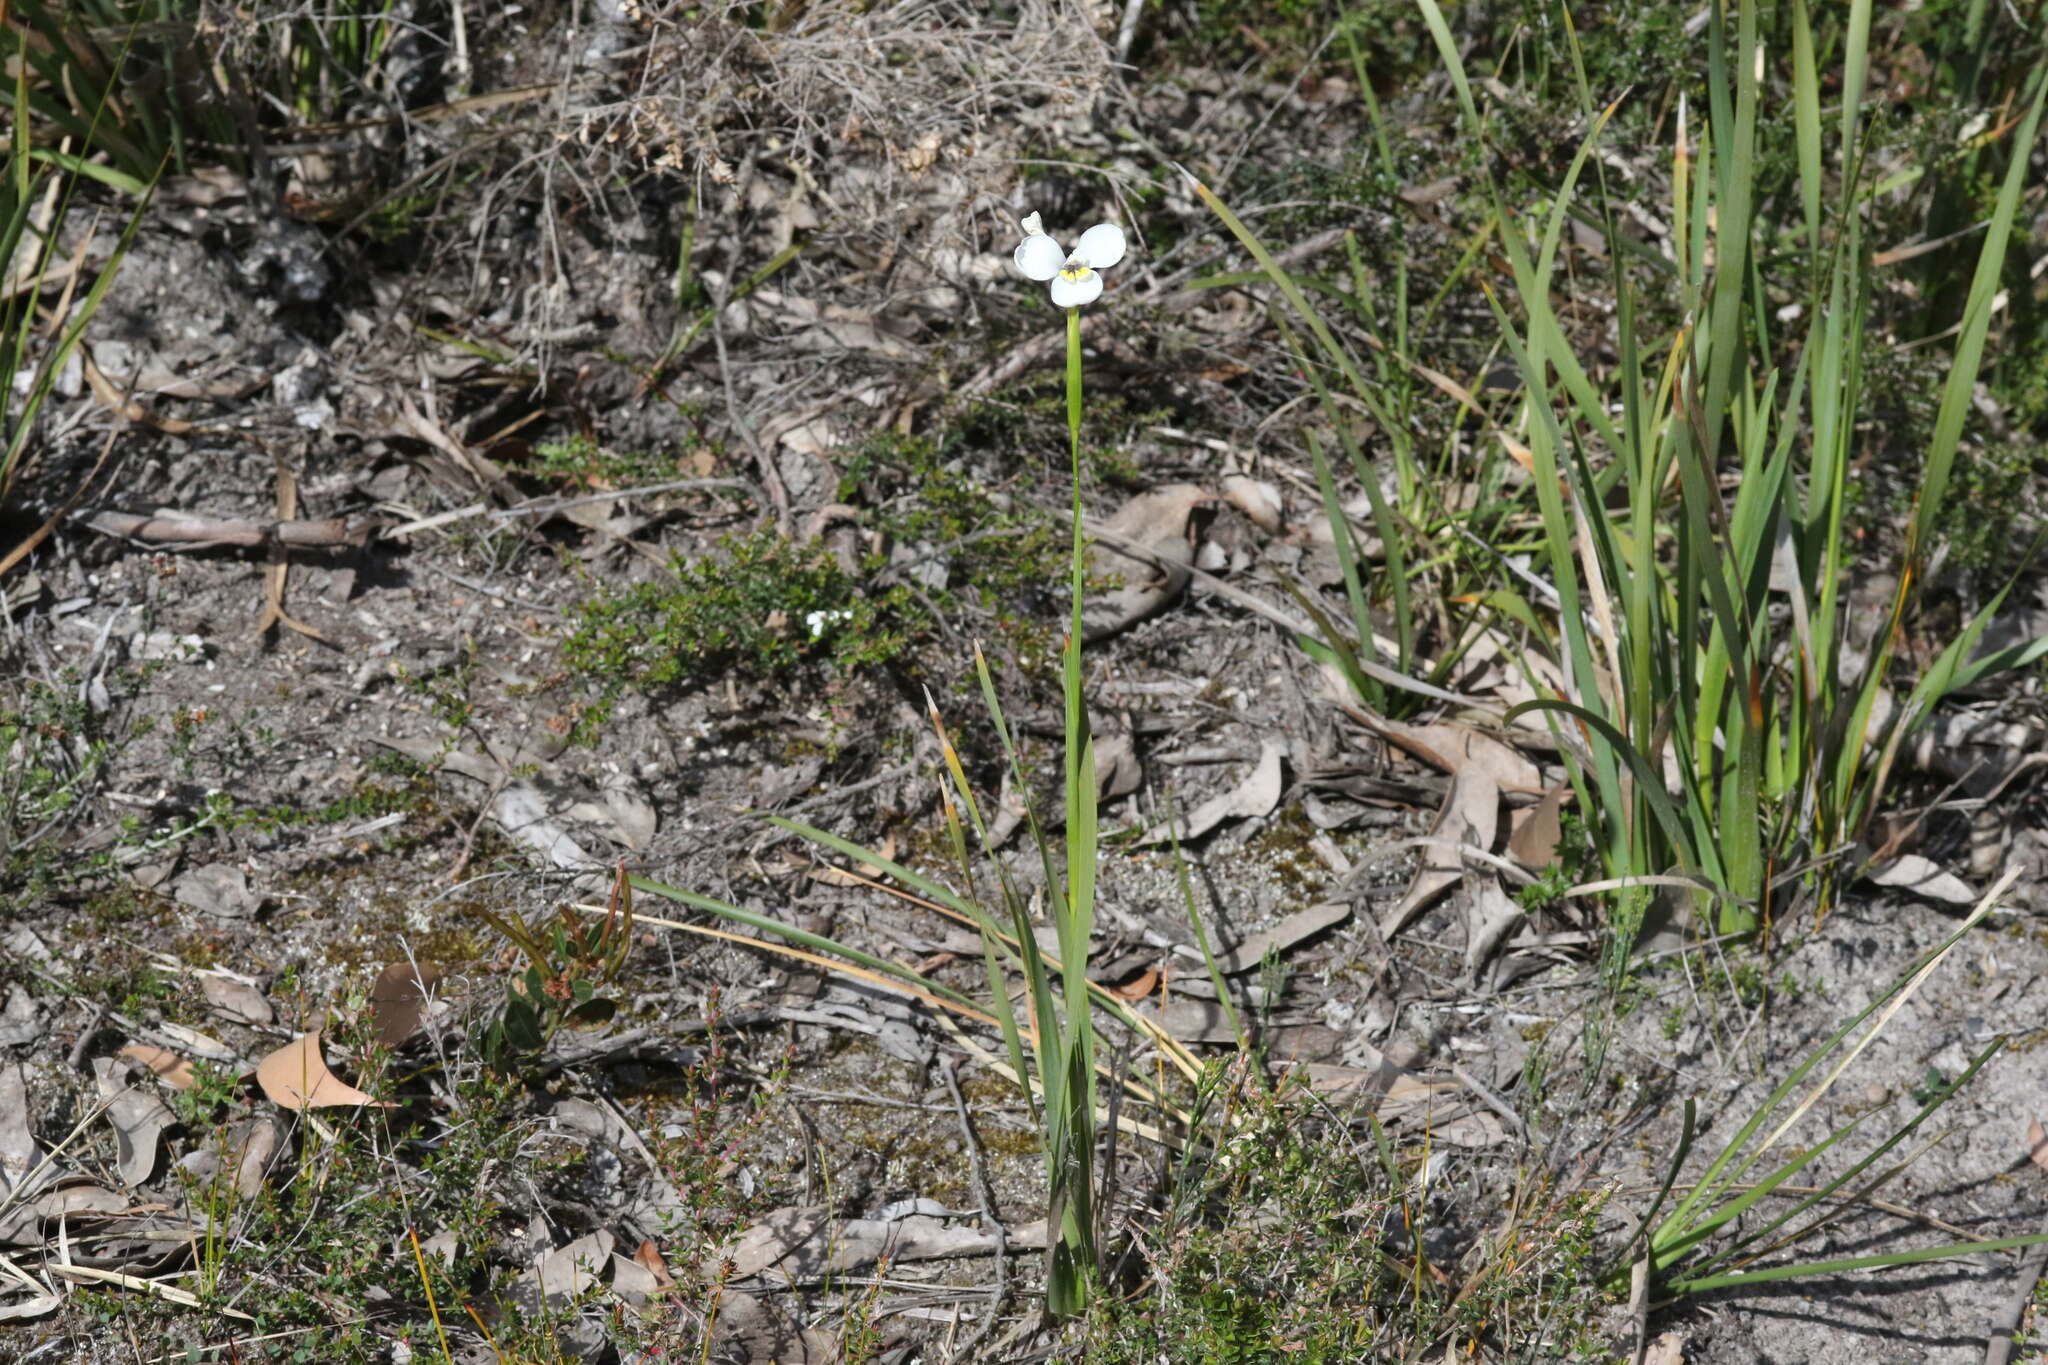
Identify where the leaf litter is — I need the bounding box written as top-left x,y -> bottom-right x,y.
253,1032 -> 391,1112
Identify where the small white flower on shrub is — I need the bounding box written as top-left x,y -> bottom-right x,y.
805,608 -> 853,639
1012,212 -> 1126,308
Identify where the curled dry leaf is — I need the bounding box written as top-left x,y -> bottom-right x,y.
255,1032 -> 391,1111
2029,1116 -> 2048,1176
0,1062 -> 42,1200
369,961 -> 445,1048
92,1057 -> 174,1188
116,1044 -> 197,1092
199,972 -> 274,1027
1219,474 -> 1283,533
1507,786 -> 1570,872
1094,732 -> 1143,802
1109,967 -> 1160,1002
632,1238 -> 676,1290
1866,853 -> 1975,905
229,1114 -> 286,1200
156,1021 -> 235,1063
1374,722 -> 1538,941
1138,740 -> 1283,845
1213,901 -> 1350,976
1084,483 -> 1213,642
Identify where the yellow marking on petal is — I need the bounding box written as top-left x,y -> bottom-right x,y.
1059,267 -> 1095,282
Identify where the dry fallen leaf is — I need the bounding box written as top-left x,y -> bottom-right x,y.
1865,853 -> 1975,905
632,1238 -> 676,1290
1507,786 -> 1570,871
1094,732 -> 1143,803
1139,740 -> 1284,845
255,1032 -> 391,1111
1084,484 -> 1213,641
1369,722 -> 1541,940
516,1229 -> 614,1309
1214,901 -> 1350,976
156,1021 -> 235,1063
1109,967 -> 1160,1002
92,1057 -> 175,1188
116,1044 -> 197,1092
2028,1116 -> 2048,1175
0,1062 -> 42,1199
1219,474 -> 1284,533
369,962 -> 445,1048
1463,874 -> 1524,982
199,973 -> 274,1027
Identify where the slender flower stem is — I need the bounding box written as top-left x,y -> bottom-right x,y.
1051,303 -> 1100,1315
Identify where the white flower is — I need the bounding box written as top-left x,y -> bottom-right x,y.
805,608 -> 853,640
1011,211 -> 1126,308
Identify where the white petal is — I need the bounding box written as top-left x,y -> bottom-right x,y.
1049,270 -> 1102,308
1020,211 -> 1044,237
1014,233 -> 1063,281
1073,223 -> 1126,270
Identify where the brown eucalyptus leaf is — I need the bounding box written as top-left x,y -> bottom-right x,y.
1507,786 -> 1570,871
116,1044 -> 196,1091
255,1032 -> 390,1111
369,962 -> 445,1048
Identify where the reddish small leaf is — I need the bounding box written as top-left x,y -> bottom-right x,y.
2028,1116 -> 2048,1175
632,1239 -> 675,1290
1110,968 -> 1161,1002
